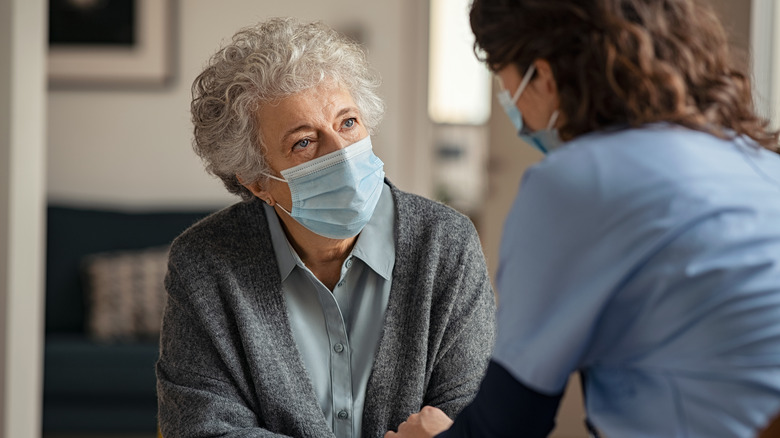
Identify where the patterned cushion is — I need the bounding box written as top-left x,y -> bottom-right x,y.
82,246 -> 169,342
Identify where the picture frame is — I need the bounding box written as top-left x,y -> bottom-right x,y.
48,0 -> 173,87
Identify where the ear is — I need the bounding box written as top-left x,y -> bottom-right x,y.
237,175 -> 274,205
532,59 -> 558,96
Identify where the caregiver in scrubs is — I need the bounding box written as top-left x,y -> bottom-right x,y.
387,0 -> 780,437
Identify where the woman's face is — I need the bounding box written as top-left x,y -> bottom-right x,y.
248,81 -> 369,211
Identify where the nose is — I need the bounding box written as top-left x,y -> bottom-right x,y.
318,131 -> 351,157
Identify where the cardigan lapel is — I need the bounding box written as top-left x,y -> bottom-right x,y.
360,184 -> 430,437
238,199 -> 335,437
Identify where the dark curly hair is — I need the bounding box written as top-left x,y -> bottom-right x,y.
470,0 -> 779,153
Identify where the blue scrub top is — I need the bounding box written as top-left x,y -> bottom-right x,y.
493,124 -> 780,437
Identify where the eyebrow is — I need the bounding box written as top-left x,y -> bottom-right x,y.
280,106 -> 360,143
280,124 -> 312,144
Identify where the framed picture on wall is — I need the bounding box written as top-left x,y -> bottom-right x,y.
48,0 -> 173,87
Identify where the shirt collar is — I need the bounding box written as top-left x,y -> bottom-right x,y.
263,182 -> 395,281
351,183 -> 395,280
264,202 -> 298,282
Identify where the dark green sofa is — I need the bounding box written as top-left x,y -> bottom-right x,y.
43,205 -> 212,434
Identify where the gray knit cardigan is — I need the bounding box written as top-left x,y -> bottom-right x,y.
156,183 -> 496,438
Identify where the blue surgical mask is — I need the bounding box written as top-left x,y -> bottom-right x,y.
264,136 -> 385,239
497,64 -> 563,154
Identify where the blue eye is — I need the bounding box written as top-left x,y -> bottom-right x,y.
293,138 -> 310,149
343,118 -> 356,128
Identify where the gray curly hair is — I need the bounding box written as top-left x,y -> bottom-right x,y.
191,17 -> 385,200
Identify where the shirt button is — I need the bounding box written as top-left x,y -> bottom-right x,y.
333,343 -> 344,353
337,410 -> 349,420
337,280 -> 344,288
346,258 -> 353,268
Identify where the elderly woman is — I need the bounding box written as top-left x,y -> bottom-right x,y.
155,17 -> 495,438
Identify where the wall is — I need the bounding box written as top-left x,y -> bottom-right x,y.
0,16 -> 10,435
0,0 -> 47,436
711,0 -> 752,57
47,0 -> 431,210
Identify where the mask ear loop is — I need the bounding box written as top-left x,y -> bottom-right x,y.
258,171 -> 293,215
511,64 -> 537,104
274,203 -> 293,216
264,173 -> 287,183
546,110 -> 560,130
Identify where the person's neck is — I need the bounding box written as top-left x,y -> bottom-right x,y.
275,208 -> 356,290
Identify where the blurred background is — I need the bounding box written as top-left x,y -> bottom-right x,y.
0,0 -> 774,437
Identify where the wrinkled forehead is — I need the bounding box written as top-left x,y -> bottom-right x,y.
259,76 -> 348,110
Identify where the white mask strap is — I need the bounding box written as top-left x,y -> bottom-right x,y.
274,203 -> 292,216
263,173 -> 287,183
546,110 -> 560,130
511,64 -> 537,104
260,172 -> 290,214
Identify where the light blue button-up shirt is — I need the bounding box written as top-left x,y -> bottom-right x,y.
264,183 -> 395,438
494,125 -> 780,437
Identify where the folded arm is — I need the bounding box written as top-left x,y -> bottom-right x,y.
387,361 -> 562,438
422,226 -> 497,417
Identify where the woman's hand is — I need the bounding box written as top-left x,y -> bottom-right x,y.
385,406 -> 454,438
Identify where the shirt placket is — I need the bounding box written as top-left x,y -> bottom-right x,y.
315,264 -> 354,438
